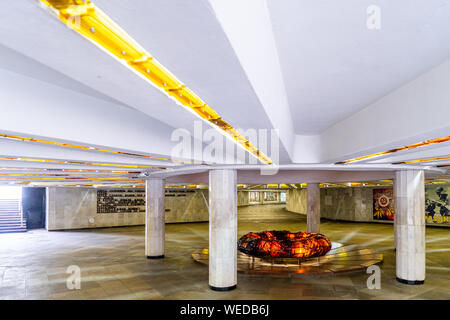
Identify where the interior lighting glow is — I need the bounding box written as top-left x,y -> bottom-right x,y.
0,156 -> 163,169
38,0 -> 272,164
393,155 -> 450,164
0,133 -> 193,164
337,136 -> 450,164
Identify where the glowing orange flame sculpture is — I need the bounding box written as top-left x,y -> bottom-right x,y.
238,231 -> 332,259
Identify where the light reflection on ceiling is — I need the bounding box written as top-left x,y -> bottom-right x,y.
0,133 -> 194,164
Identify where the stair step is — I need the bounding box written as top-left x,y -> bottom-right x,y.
0,232 -> 27,234
0,197 -> 24,234
0,227 -> 26,232
0,220 -> 26,224
0,230 -> 27,234
0,221 -> 26,225
0,219 -> 26,223
0,224 -> 26,228
0,225 -> 26,229
0,222 -> 26,225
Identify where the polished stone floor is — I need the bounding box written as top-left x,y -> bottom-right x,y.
0,204 -> 449,300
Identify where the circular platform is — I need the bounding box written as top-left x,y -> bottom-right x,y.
191,242 -> 383,276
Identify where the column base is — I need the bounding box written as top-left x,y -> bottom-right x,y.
209,285 -> 236,292
396,277 -> 424,285
147,255 -> 165,259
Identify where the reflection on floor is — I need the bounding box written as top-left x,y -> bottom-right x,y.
0,204 -> 449,300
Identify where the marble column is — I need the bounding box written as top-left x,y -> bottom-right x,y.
394,170 -> 425,285
209,169 -> 237,291
145,178 -> 165,259
307,183 -> 320,233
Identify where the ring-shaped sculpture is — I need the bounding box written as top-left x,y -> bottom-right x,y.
238,230 -> 332,259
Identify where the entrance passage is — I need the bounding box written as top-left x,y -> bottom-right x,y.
0,186 -> 25,234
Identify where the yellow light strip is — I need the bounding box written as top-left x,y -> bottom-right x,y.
0,173 -> 128,177
38,0 -> 272,165
0,156 -> 163,169
393,155 -> 450,164
0,133 -> 194,164
337,136 -> 450,164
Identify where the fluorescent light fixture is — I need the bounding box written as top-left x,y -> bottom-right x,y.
337,136 -> 450,164
37,0 -> 272,165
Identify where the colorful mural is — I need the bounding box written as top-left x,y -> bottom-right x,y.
373,188 -> 394,220
425,185 -> 450,224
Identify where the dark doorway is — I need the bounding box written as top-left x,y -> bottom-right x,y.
22,187 -> 46,229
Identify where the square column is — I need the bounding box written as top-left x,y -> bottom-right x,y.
209,169 -> 237,291
145,178 -> 165,259
307,183 -> 320,233
394,170 -> 425,285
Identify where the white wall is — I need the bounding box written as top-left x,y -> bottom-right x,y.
46,187 -> 209,230
290,59 -> 450,163
320,59 -> 450,163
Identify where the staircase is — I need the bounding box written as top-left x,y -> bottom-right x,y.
0,199 -> 26,234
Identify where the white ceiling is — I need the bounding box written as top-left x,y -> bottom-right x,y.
268,0 -> 450,134
0,0 -> 277,137
0,0 -> 448,185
